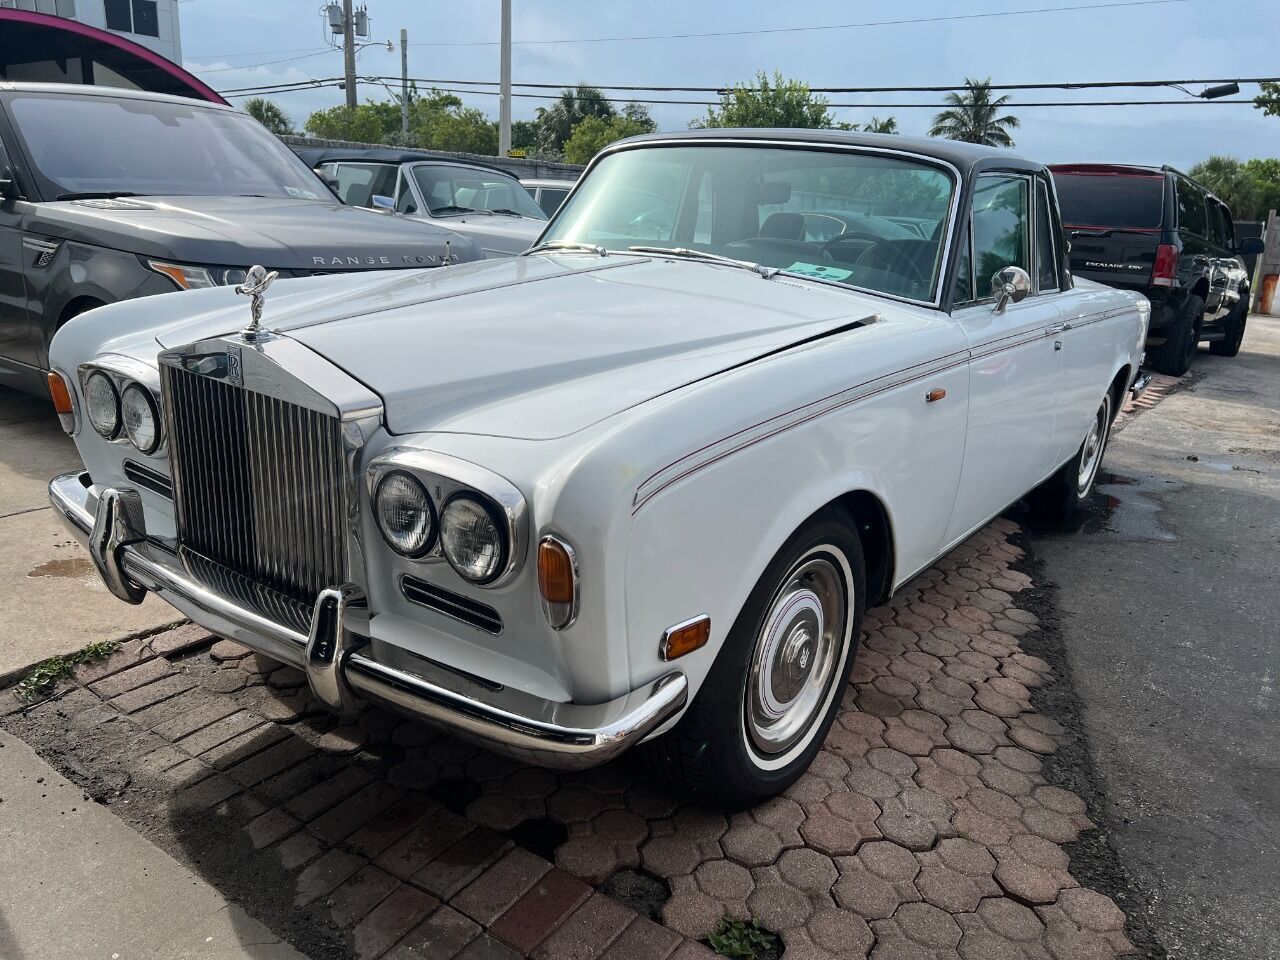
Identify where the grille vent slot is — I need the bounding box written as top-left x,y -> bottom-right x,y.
123,459 -> 173,499
401,576 -> 503,635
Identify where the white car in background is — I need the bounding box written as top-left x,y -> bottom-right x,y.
49,129 -> 1148,809
521,178 -> 578,217
296,147 -> 548,258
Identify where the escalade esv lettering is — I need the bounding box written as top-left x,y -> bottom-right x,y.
47,131 -> 1148,809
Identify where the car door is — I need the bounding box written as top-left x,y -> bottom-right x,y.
944,171 -> 1065,547
1175,177 -> 1217,316
0,131 -> 34,371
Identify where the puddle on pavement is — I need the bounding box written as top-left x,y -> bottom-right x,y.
27,556 -> 95,579
1031,470 -> 1180,542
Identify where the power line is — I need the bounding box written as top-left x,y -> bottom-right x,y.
218,77 -> 1258,108
406,0 -> 1186,47
194,49 -> 337,73
359,75 -> 1280,96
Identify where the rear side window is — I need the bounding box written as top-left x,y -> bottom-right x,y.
1176,178 -> 1207,236
1052,171 -> 1164,230
1035,179 -> 1060,292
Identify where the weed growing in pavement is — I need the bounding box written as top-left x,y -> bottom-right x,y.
707,914 -> 782,960
15,640 -> 121,701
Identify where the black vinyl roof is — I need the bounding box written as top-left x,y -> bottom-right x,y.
291,145 -> 515,178
614,128 -> 1045,177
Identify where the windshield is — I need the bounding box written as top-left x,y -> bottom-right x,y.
8,93 -> 326,201
540,144 -> 957,301
412,165 -> 547,219
1052,171 -> 1165,231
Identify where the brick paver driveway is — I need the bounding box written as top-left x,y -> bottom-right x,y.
2,519 -> 1135,959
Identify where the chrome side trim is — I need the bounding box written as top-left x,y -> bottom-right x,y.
50,472 -> 682,769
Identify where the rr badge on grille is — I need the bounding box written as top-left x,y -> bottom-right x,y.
235,265 -> 278,343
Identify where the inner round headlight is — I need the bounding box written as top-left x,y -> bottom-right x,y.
440,495 -> 506,583
120,383 -> 161,454
375,472 -> 436,557
84,371 -> 120,439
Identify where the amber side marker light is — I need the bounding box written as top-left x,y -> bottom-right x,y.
661,614 -> 711,661
537,535 -> 579,629
47,371 -> 76,434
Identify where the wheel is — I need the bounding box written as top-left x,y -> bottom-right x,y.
1209,297 -> 1248,357
643,509 -> 865,810
1148,294 -> 1203,376
1028,391 -> 1114,523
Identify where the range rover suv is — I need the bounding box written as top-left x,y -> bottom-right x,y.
1050,163 -> 1264,375
0,83 -> 480,397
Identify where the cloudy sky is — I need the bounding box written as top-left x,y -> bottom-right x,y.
180,0 -> 1280,170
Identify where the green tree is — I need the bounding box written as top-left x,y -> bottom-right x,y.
862,116 -> 899,134
416,106 -> 499,155
929,78 -> 1019,147
534,85 -> 616,154
1189,156 -> 1259,219
511,119 -> 539,151
1254,81 -> 1280,118
1244,158 -> 1280,218
243,97 -> 291,135
304,103 -> 391,143
562,114 -> 655,164
694,71 -> 839,129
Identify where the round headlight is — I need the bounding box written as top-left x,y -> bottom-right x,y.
121,383 -> 161,454
84,371 -> 120,439
375,472 -> 436,557
440,494 -> 506,583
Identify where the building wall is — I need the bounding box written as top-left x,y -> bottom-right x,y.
4,0 -> 182,61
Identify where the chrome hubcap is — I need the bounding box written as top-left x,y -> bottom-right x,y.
1077,394 -> 1111,496
746,555 -> 846,757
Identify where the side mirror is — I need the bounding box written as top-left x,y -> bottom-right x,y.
991,266 -> 1032,314
1236,237 -> 1265,256
0,166 -> 16,200
370,194 -> 395,214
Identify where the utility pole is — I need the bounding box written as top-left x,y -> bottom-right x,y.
498,0 -> 511,157
400,28 -> 409,135
342,0 -> 358,109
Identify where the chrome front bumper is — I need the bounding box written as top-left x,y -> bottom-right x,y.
49,472 -> 687,769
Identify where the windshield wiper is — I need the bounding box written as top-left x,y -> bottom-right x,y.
1069,226 -> 1158,238
489,208 -> 526,217
523,240 -> 608,257
431,204 -> 481,215
628,246 -> 779,279
55,191 -> 140,201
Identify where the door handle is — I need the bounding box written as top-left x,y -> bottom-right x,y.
1044,322 -> 1066,334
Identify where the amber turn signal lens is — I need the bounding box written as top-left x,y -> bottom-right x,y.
661,615 -> 711,661
47,372 -> 73,415
537,538 -> 576,604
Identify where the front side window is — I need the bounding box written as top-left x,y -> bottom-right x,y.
8,93 -> 326,201
1035,179 -> 1060,292
324,162 -> 398,208
970,174 -> 1030,296
541,144 -> 957,302
411,165 -> 546,219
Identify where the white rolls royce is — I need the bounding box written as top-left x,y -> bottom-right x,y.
47,130 -> 1148,809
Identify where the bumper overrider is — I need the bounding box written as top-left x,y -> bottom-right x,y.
49,472 -> 687,769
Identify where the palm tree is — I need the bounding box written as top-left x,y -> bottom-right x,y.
862,117 -> 899,134
929,79 -> 1018,147
534,85 -> 615,154
244,98 -> 292,136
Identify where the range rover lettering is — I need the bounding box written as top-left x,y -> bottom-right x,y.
48,131 -> 1148,808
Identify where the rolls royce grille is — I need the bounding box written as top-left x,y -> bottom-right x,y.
161,364 -> 349,605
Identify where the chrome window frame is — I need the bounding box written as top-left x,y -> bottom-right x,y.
556,137 -> 965,310
1034,175 -> 1062,295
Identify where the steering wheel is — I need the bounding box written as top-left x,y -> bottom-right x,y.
817,232 -> 881,255
852,243 -> 931,285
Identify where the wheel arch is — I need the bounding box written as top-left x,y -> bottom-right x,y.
1108,364 -> 1132,421
831,489 -> 895,606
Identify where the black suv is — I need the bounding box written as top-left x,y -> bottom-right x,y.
1050,164 -> 1264,375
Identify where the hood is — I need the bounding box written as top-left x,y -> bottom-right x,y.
426,214 -> 545,256
27,194 -> 481,268
160,254 -> 875,440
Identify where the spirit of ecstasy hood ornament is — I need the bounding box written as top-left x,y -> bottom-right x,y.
235,265 -> 278,342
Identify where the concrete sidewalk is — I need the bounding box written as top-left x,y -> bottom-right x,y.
0,727 -> 307,960
0,386 -> 177,686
